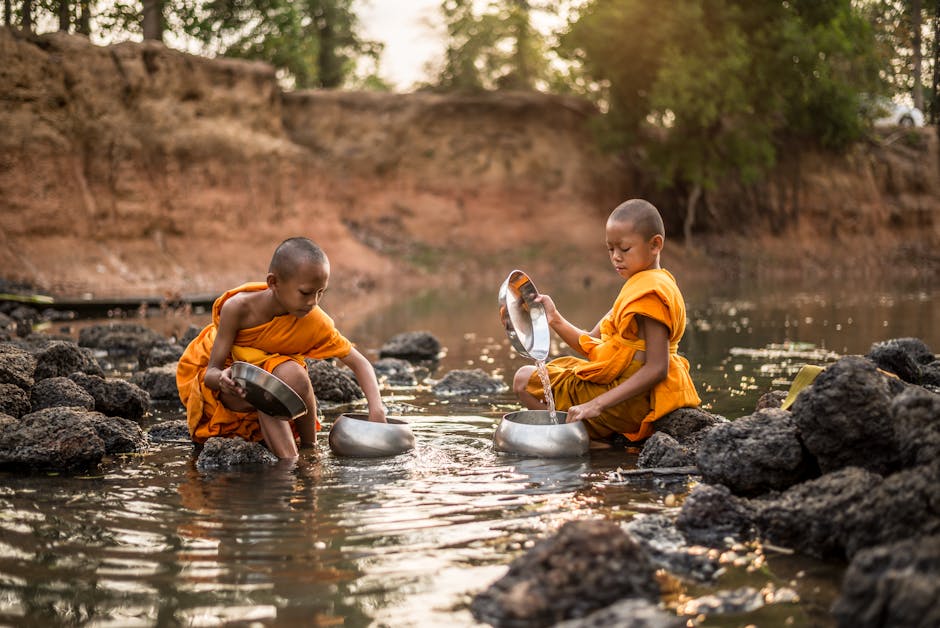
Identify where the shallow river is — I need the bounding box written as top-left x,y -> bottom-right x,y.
1,273 -> 937,627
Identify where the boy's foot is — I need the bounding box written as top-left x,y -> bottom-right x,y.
589,439 -> 613,450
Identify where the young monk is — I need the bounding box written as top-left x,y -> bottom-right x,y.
176,237 -> 387,459
513,198 -> 700,447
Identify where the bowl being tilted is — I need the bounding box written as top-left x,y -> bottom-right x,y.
328,413 -> 416,458
498,270 -> 550,362
493,410 -> 589,458
229,361 -> 307,420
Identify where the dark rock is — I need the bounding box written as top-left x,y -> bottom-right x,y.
131,363 -> 182,402
696,408 -> 814,496
78,322 -> 167,354
866,338 -> 928,384
676,483 -> 757,547
754,467 -> 882,559
638,432 -> 696,468
554,597 -> 685,628
653,407 -> 726,444
432,369 -> 506,396
832,534 -> 940,628
137,342 -> 183,369
922,361 -> 940,387
790,356 -> 902,475
91,413 -> 148,454
0,406 -> 105,471
30,339 -> 103,380
306,359 -> 364,403
195,437 -> 278,470
869,337 -> 935,366
755,390 -> 788,410
8,305 -> 39,335
891,386 -> 940,468
68,372 -> 151,421
147,419 -> 191,443
470,519 -> 660,627
372,357 -> 419,387
178,324 -> 202,348
0,343 -> 37,391
0,383 -> 31,419
378,331 -> 442,362
625,514 -> 722,581
29,376 -> 96,411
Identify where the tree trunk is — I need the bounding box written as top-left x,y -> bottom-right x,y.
58,0 -> 69,32
21,0 -> 31,31
912,0 -> 924,110
932,0 -> 939,127
4,0 -> 11,26
142,0 -> 163,41
683,183 -> 702,249
77,0 -> 89,35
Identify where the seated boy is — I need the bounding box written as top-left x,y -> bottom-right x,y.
176,237 -> 386,458
513,199 -> 700,447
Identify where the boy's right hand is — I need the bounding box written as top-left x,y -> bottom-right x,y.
217,367 -> 246,398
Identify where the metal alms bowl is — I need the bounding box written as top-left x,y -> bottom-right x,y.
328,413 -> 416,458
229,361 -> 307,420
493,410 -> 589,458
498,269 -> 550,362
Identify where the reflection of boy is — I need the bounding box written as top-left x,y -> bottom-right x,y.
176,237 -> 386,458
512,199 -> 700,447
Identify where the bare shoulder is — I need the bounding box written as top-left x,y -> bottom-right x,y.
219,290 -> 271,329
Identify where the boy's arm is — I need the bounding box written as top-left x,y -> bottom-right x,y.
204,300 -> 244,397
339,348 -> 388,423
566,316 -> 670,423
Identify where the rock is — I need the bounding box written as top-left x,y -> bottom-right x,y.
131,363 -> 182,402
147,419 -> 191,443
653,407 -> 726,443
0,406 -> 105,471
755,390 -> 788,410
922,361 -> 940,387
432,369 -> 506,396
866,337 -> 933,384
29,339 -> 103,380
624,514 -> 722,581
92,413 -> 148,454
676,483 -> 757,547
178,324 -> 202,348
195,437 -> 278,470
78,322 -> 168,354
306,359 -> 364,403
29,376 -> 96,411
553,597 -> 685,628
378,331 -> 442,362
137,342 -> 184,369
372,357 -> 419,387
891,386 -> 940,468
638,432 -> 696,468
831,534 -> 940,628
0,343 -> 37,390
470,519 -> 660,627
790,356 -> 902,475
696,408 -> 814,496
68,372 -> 151,421
0,382 -> 31,419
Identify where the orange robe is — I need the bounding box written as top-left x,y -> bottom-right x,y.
176,282 -> 353,444
526,269 -> 700,441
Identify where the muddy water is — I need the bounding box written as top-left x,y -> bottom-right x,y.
1,274 -> 937,626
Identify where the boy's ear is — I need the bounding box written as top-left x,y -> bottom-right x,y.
266,272 -> 277,289
649,234 -> 665,252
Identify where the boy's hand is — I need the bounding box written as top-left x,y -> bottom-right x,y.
368,404 -> 388,423
218,367 -> 246,398
566,400 -> 601,423
534,294 -> 559,323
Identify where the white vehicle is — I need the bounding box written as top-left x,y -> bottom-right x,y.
873,99 -> 926,128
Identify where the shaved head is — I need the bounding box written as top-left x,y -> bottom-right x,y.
608,199 -> 665,241
269,237 -> 328,279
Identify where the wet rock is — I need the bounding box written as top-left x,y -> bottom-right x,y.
755,390 -> 788,410
831,534 -> 940,628
432,369 -> 506,396
625,514 -> 722,581
7,305 -> 39,336
147,419 -> 191,443
891,386 -> 940,467
680,587 -> 767,616
306,359 -> 364,403
28,339 -> 103,380
790,356 -> 902,475
471,519 -> 660,627
754,467 -> 882,559
68,372 -> 151,421
92,413 -> 148,453
866,337 -> 934,384
676,483 -> 757,547
0,406 -> 105,471
0,383 -> 31,419
131,363 -> 182,402
378,331 -> 442,362
696,408 -> 814,496
638,432 -> 696,468
29,376 -> 96,411
653,407 -> 726,443
178,324 -> 201,348
0,343 -> 37,391
137,341 -> 184,369
554,597 -> 684,628
78,322 -> 167,354
372,357 -> 419,387
195,436 -> 278,470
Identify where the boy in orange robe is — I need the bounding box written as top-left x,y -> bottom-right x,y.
513,199 -> 700,447
176,237 -> 387,458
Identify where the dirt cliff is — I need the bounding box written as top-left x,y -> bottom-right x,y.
1,28 -> 937,299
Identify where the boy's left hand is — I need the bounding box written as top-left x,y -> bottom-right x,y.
368,405 -> 388,423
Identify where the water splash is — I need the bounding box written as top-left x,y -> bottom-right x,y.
535,359 -> 557,422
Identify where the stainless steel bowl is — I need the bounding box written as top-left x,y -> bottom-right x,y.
493,410 -> 589,457
229,361 -> 307,420
328,413 -> 416,457
498,270 -> 550,362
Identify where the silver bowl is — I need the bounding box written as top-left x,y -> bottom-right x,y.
493,410 -> 589,457
229,361 -> 307,420
498,270 -> 550,362
328,413 -> 416,458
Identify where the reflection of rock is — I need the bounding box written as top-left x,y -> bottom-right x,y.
378,331 -> 441,363
69,372 -> 151,421
471,519 -> 660,627
306,359 -> 364,403
554,597 -> 684,628
30,376 -> 96,411
196,436 -> 278,470
372,357 -> 419,387
832,534 -> 940,628
432,368 -> 506,396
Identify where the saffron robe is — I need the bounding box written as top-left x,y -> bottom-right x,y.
176,282 -> 353,444
526,269 -> 700,441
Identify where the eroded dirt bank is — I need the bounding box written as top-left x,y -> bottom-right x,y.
1,28 -> 938,300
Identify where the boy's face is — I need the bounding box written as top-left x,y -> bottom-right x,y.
270,259 -> 330,317
605,219 -> 662,280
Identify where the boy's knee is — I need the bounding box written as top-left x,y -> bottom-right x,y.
272,360 -> 312,393
513,366 -> 535,394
